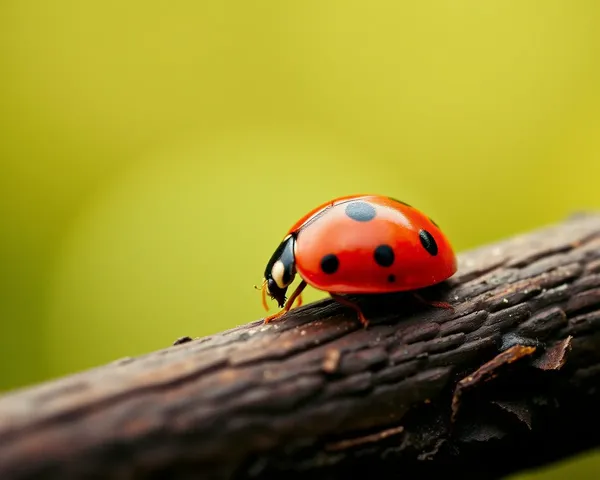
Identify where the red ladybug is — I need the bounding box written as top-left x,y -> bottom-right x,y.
259,194 -> 457,327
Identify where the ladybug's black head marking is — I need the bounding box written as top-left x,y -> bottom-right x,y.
266,278 -> 287,308
263,234 -> 297,308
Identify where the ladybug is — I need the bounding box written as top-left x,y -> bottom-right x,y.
258,194 -> 457,327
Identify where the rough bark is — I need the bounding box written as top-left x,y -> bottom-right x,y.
1,213 -> 600,480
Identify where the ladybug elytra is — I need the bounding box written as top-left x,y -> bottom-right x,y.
259,194 -> 457,327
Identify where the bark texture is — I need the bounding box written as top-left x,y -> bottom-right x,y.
1,213 -> 600,480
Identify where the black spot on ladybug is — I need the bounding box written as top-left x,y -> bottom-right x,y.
429,217 -> 438,227
321,254 -> 340,274
374,245 -> 395,267
419,229 -> 438,256
387,274 -> 396,283
345,201 -> 376,222
388,197 -> 412,207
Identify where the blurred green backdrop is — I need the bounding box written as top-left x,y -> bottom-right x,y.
1,1 -> 599,478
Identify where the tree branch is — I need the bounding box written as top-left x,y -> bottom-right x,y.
1,213 -> 600,480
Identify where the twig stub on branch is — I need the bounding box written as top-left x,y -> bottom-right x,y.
0,213 -> 599,480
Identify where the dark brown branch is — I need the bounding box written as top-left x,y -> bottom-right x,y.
1,213 -> 600,480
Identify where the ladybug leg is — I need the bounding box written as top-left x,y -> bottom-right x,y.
294,292 -> 303,308
254,280 -> 271,311
412,292 -> 454,310
260,280 -> 270,311
285,281 -> 307,311
329,293 -> 370,328
263,280 -> 307,324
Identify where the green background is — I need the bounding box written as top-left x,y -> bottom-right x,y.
1,1 -> 599,478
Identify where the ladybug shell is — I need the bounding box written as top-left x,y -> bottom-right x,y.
288,194 -> 457,294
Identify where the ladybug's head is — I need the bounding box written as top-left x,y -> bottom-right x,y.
261,234 -> 297,309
